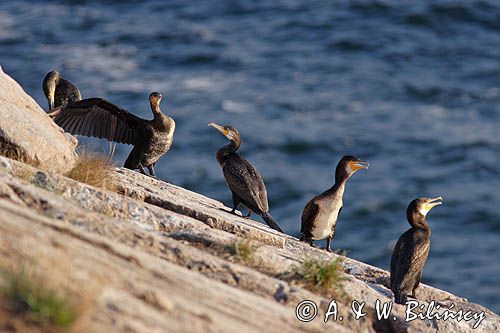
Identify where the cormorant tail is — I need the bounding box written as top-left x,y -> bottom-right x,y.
261,212 -> 284,233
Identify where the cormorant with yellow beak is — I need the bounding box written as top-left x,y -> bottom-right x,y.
52,92 -> 175,177
42,70 -> 81,110
209,122 -> 283,233
300,156 -> 369,252
390,197 -> 442,304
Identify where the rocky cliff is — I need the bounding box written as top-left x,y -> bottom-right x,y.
0,69 -> 498,333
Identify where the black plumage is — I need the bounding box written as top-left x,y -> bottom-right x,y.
52,92 -> 175,177
300,156 -> 368,252
390,197 -> 442,304
209,122 -> 283,233
42,71 -> 82,110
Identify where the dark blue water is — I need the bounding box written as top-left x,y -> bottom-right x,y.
1,0 -> 499,312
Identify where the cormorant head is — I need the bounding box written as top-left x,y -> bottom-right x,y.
149,92 -> 162,108
335,155 -> 369,183
407,197 -> 443,222
43,70 -> 60,110
208,122 -> 241,143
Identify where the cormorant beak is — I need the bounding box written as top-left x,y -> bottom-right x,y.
149,93 -> 162,107
348,160 -> 369,172
208,122 -> 229,136
48,90 -> 55,110
424,197 -> 443,212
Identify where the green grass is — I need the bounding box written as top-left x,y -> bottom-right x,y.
283,257 -> 346,298
0,268 -> 77,328
224,240 -> 255,262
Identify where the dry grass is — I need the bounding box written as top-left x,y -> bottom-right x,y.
65,153 -> 116,191
0,267 -> 77,332
0,137 -> 33,165
280,257 -> 346,299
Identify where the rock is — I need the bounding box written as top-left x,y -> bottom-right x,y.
0,79 -> 498,333
0,156 -> 498,333
0,67 -> 77,173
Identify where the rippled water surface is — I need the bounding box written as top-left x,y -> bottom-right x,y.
1,0 -> 499,312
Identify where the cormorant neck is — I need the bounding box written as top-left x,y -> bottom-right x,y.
334,173 -> 349,188
216,139 -> 240,164
325,177 -> 347,195
409,215 -> 430,232
150,102 -> 162,118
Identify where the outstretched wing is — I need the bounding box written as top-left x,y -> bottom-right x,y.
300,199 -> 319,234
222,155 -> 268,213
52,98 -> 146,145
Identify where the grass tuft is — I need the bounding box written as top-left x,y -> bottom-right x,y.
281,257 -> 346,299
224,240 -> 255,262
65,153 -> 116,191
0,268 -> 77,328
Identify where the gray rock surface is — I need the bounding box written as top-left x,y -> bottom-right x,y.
0,66 -> 77,173
0,156 -> 498,333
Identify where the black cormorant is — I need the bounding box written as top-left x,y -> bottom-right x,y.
390,197 -> 442,304
300,156 -> 369,252
52,92 -> 175,177
208,122 -> 283,233
42,70 -> 82,110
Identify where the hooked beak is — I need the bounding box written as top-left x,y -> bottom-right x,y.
349,160 -> 370,171
424,196 -> 443,211
48,93 -> 54,110
208,122 -> 228,136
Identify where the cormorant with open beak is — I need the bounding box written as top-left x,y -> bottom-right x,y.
42,70 -> 82,111
52,92 -> 175,177
209,122 -> 284,233
300,156 -> 369,252
390,197 -> 443,304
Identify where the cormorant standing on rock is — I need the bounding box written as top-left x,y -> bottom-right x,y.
300,156 -> 369,252
390,197 -> 442,304
208,122 -> 283,233
43,70 -> 117,158
42,71 -> 82,110
52,92 -> 175,177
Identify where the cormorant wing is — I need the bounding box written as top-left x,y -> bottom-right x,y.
300,199 -> 319,233
390,230 -> 429,291
52,98 -> 146,145
222,156 -> 268,213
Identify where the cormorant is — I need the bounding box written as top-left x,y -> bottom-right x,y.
390,197 -> 442,304
43,70 -> 118,158
208,122 -> 284,233
52,92 -> 175,177
42,70 -> 82,110
300,156 -> 369,252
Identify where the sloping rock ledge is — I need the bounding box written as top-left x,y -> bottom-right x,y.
0,156 -> 498,333
0,70 -> 497,332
